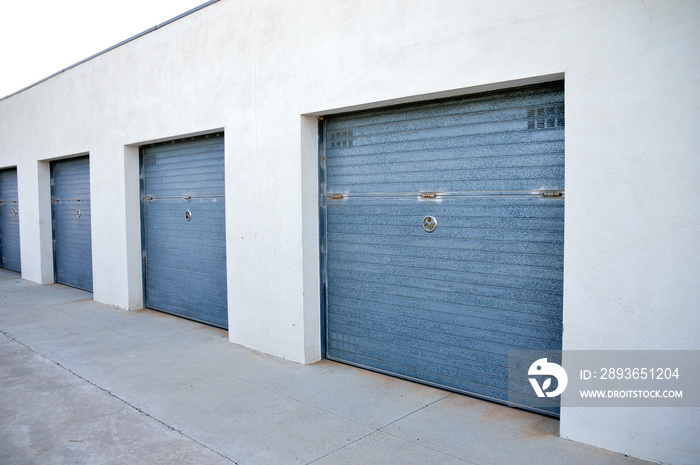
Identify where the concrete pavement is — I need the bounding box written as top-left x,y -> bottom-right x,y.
0,269 -> 654,465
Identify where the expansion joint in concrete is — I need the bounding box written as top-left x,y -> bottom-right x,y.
304,393 -> 475,465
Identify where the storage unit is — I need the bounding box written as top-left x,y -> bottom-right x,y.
141,134 -> 227,328
51,156 -> 93,291
0,168 -> 21,272
322,83 -> 565,415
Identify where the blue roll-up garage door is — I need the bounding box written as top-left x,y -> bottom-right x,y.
141,134 -> 227,328
323,82 -> 565,416
52,156 -> 93,291
0,168 -> 21,272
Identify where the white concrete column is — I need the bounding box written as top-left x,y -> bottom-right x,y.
88,142 -> 139,309
17,159 -> 55,284
301,115 -> 322,364
123,144 -> 144,310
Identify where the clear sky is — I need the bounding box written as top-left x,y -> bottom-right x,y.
0,0 -> 207,98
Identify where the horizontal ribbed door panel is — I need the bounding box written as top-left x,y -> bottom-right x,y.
323,82 -> 564,416
52,157 -> 93,291
142,134 -> 227,329
0,168 -> 21,272
325,84 -> 564,194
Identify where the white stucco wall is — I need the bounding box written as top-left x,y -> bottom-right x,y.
1,1 -> 698,463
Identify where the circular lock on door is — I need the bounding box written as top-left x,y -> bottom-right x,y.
75,209 -> 81,218
422,215 -> 437,233
185,210 -> 192,221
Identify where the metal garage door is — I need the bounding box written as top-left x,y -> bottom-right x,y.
141,134 -> 227,328
322,82 -> 565,416
52,157 -> 93,291
0,168 -> 21,272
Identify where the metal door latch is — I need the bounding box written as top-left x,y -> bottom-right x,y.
185,210 -> 192,221
422,216 -> 437,233
76,209 -> 81,218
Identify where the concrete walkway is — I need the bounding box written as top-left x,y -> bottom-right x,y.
0,269 -> 653,465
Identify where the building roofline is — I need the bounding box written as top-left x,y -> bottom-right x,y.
1,0 -> 220,102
